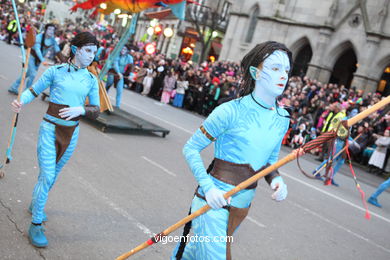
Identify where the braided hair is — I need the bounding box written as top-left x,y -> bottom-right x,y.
238,41 -> 293,97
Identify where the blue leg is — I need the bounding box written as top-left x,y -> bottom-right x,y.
8,56 -> 38,93
171,196 -> 229,260
116,77 -> 124,108
371,178 -> 390,199
50,126 -> 79,190
31,121 -> 56,224
106,74 -> 114,91
31,121 -> 79,223
8,76 -> 22,93
332,156 -> 345,178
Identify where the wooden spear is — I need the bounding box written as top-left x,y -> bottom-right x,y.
116,95 -> 390,260
0,19 -> 36,178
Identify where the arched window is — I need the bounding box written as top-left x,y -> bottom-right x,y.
245,6 -> 259,43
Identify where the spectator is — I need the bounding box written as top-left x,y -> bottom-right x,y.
161,70 -> 176,104
368,130 -> 390,175
172,74 -> 188,108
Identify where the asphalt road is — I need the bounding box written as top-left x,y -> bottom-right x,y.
0,41 -> 389,260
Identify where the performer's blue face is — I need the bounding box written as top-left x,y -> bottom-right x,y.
45,26 -> 55,38
75,45 -> 97,68
120,46 -> 128,55
250,50 -> 290,100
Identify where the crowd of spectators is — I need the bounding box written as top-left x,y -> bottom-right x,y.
2,2 -> 390,178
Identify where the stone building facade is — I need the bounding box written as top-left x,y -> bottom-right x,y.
134,0 -> 231,62
220,0 -> 390,95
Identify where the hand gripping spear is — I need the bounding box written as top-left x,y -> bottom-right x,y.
116,95 -> 390,260
0,1 -> 36,178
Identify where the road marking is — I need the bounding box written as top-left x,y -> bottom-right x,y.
0,74 -> 7,80
97,129 -> 114,141
247,216 -> 266,228
288,199 -> 390,254
141,156 -> 177,177
281,170 -> 390,224
78,176 -> 153,236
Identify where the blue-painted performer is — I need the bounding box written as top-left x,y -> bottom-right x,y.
171,41 -> 294,260
105,44 -> 134,108
8,23 -> 66,95
311,108 -> 360,187
11,32 -> 100,248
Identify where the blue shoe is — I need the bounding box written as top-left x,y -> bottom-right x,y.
8,89 -> 18,95
312,170 -> 324,181
28,224 -> 48,248
331,179 -> 339,187
368,197 -> 382,208
28,203 -> 48,222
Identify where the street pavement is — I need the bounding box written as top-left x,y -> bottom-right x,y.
0,41 -> 389,260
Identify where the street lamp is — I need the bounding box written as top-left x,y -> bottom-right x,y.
114,9 -> 121,15
150,19 -> 158,27
100,3 -> 107,9
147,27 -> 154,36
163,27 -> 173,38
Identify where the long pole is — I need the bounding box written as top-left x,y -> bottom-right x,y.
0,1 -> 36,178
116,94 -> 390,260
99,13 -> 139,81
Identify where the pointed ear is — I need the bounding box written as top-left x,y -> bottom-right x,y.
249,66 -> 259,80
71,45 -> 77,54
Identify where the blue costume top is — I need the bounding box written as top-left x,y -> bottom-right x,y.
33,33 -> 61,62
113,54 -> 133,74
183,94 -> 290,208
20,64 -> 99,126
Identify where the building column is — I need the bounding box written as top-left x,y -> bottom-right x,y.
350,36 -> 381,94
220,14 -> 246,61
305,28 -> 333,82
350,73 -> 379,94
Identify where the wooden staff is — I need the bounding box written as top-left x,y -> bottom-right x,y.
87,63 -> 114,112
0,27 -> 36,178
116,95 -> 390,259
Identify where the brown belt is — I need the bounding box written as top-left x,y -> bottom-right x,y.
43,102 -> 79,163
46,102 -> 80,121
210,158 -> 258,189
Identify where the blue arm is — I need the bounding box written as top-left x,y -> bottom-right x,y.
20,66 -> 55,104
184,103 -> 233,193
